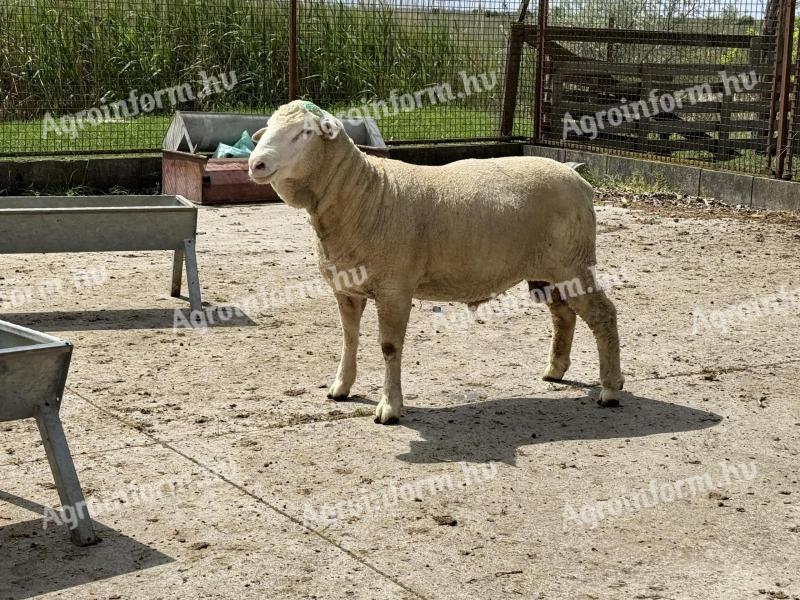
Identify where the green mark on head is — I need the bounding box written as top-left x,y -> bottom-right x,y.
300,101 -> 324,117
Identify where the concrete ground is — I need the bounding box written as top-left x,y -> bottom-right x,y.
0,195 -> 798,599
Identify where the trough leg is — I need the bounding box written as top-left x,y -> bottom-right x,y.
171,248 -> 185,298
183,238 -> 202,313
35,408 -> 98,547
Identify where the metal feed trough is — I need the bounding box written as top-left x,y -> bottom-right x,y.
0,195 -> 202,312
0,320 -> 97,546
162,111 -> 388,205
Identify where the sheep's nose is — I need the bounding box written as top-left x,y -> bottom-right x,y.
251,160 -> 266,172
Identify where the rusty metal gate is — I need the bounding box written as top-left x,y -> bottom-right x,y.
501,0 -> 800,179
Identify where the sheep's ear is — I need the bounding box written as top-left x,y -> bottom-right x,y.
319,115 -> 343,140
251,127 -> 267,143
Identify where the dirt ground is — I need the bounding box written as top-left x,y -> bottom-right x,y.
1,192 -> 799,600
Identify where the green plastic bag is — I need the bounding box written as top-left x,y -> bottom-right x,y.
212,130 -> 255,158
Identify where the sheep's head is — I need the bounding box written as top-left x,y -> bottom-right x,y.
248,100 -> 343,202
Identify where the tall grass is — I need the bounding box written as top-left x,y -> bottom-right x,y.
0,0 -> 513,152
0,0 -> 292,117
0,0 -> 507,118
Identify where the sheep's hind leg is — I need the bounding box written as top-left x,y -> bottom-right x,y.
374,292 -> 413,424
328,294 -> 367,400
529,282 -> 577,382
564,275 -> 624,407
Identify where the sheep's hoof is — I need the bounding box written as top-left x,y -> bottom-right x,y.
542,365 -> 567,382
327,379 -> 352,401
374,397 -> 402,425
598,387 -> 621,407
597,397 -> 619,407
374,415 -> 400,425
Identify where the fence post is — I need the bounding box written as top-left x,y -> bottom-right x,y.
774,0 -> 796,178
499,24 -> 525,137
499,1 -> 530,138
288,0 -> 299,101
786,12 -> 800,178
533,0 -> 549,144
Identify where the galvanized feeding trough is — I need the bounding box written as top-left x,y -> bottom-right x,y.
162,111 -> 387,205
0,195 -> 202,312
0,320 -> 97,546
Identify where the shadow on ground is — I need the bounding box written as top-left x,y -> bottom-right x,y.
0,491 -> 172,599
396,393 -> 722,464
0,307 -> 256,331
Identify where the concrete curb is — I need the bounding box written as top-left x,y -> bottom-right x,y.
2,144 -> 797,212
0,155 -> 162,195
523,144 -> 800,211
0,144 -> 525,195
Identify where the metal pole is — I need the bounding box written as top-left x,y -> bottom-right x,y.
774,0 -> 795,178
785,9 -> 800,179
500,24 -> 525,137
764,0 -> 785,175
516,0 -> 531,21
533,0 -> 549,144
288,0 -> 299,100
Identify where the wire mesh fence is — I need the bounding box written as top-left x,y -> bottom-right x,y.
296,0 -> 517,142
0,0 -> 796,179
0,0 -> 524,156
0,0 -> 291,155
517,0 -> 800,178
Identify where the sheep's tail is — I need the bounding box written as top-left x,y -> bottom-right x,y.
563,162 -> 585,171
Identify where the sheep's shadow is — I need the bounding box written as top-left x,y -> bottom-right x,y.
396,393 -> 722,465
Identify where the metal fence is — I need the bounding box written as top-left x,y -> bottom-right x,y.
0,0 -> 525,156
0,0 -> 797,179
502,0 -> 800,178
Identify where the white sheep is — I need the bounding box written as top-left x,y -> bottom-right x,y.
248,100 -> 624,424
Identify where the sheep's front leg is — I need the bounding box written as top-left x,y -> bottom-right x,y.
374,292 -> 413,424
328,293 -> 367,400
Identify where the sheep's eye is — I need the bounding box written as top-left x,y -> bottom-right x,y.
292,131 -> 305,142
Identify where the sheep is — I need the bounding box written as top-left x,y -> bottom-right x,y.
248,100 -> 624,424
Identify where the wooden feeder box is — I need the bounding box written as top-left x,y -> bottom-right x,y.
162,111 -> 388,205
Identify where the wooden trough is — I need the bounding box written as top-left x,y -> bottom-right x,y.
0,320 -> 97,546
162,111 -> 388,205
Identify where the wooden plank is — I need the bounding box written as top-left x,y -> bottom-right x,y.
552,107 -> 770,136
638,81 -> 728,94
647,120 -> 766,133
162,151 -> 207,205
522,25 -> 763,48
551,62 -> 771,76
723,118 -> 771,128
727,138 -> 771,150
556,79 -> 732,96
662,118 -> 765,132
553,134 -> 769,155
554,99 -> 768,115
